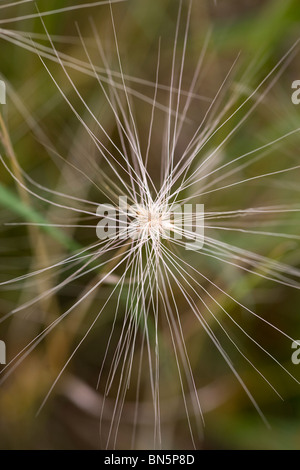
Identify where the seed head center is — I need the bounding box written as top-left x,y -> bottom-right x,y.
132,204 -> 170,240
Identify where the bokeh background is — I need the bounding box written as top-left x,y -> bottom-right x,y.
0,0 -> 300,449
